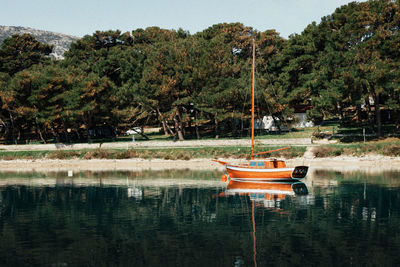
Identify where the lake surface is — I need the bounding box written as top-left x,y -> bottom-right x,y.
0,169 -> 399,266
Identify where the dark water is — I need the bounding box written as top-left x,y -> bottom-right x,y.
0,170 -> 400,267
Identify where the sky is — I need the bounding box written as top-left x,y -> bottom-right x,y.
2,0 -> 359,38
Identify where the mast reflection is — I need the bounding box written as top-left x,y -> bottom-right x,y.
222,180 -> 309,267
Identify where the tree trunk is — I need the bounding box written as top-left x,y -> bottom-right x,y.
86,126 -> 92,143
36,122 -> 46,144
241,112 -> 245,137
61,119 -> 70,143
372,92 -> 382,137
16,126 -> 21,143
0,119 -> 9,144
365,97 -> 375,133
161,120 -> 169,136
74,129 -> 81,140
188,116 -> 193,137
214,113 -> 219,139
138,129 -> 150,140
173,111 -> 184,141
50,125 -> 60,143
9,112 -> 16,144
165,121 -> 177,139
156,108 -> 169,136
156,110 -> 176,139
356,104 -> 362,125
83,115 -> 92,143
337,102 -> 344,126
231,111 -> 237,137
176,108 -> 185,137
194,110 -> 200,140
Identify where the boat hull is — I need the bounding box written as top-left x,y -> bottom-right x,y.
226,165 -> 308,181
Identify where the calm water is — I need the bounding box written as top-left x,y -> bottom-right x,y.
0,169 -> 400,266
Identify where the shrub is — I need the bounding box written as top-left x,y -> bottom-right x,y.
141,151 -> 152,159
382,144 -> 400,156
83,151 -> 95,159
221,153 -> 230,159
1,155 -> 16,160
83,149 -> 113,159
312,132 -> 327,139
96,149 -> 113,159
313,146 -> 342,158
115,150 -> 139,159
47,150 -> 80,159
175,152 -> 191,160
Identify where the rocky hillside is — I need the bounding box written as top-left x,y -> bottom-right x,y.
0,26 -> 79,59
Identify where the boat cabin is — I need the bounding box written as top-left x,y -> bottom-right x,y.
248,160 -> 286,168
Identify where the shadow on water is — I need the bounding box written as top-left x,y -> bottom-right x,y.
0,169 -> 399,266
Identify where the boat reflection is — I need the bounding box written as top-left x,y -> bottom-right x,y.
225,179 -> 308,198
222,179 -> 308,209
222,179 -> 309,267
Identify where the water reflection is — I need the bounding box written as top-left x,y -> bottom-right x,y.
222,180 -> 310,267
0,170 -> 399,266
223,180 -> 309,209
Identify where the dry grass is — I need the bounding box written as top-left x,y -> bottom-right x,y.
115,150 -> 139,159
83,149 -> 114,159
47,150 -> 81,159
312,138 -> 400,157
382,144 -> 400,156
370,137 -> 400,144
313,146 -> 342,158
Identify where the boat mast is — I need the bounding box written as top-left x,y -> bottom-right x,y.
251,39 -> 255,160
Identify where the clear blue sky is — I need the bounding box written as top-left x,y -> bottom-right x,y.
2,0 -> 358,38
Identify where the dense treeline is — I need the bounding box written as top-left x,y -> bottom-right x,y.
0,0 -> 399,144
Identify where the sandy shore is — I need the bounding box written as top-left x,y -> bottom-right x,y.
0,156 -> 399,173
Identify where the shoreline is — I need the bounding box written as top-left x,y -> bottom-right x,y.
0,156 -> 399,173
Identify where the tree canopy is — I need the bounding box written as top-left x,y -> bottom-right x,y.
0,0 -> 399,143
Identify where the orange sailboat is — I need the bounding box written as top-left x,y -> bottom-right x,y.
214,39 -> 308,182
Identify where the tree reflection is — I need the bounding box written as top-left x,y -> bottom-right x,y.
0,174 -> 399,266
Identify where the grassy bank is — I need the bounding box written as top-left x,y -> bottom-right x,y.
313,138 -> 400,157
0,138 -> 398,160
0,146 -> 307,161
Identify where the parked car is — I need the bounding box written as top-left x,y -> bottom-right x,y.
125,127 -> 142,135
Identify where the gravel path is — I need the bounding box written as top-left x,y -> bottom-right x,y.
0,138 -> 312,151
